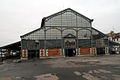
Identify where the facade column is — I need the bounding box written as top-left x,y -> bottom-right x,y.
21,39 -> 28,60
39,40 -> 41,58
61,30 -> 64,56
76,30 -> 79,56
21,49 -> 28,60
44,29 -> 46,56
107,38 -> 110,54
105,47 -> 109,55
90,28 -> 93,56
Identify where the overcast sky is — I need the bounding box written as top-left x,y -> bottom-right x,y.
0,0 -> 120,46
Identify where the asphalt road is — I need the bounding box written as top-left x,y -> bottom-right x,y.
0,55 -> 120,80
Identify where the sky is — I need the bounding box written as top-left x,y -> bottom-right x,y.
0,0 -> 120,46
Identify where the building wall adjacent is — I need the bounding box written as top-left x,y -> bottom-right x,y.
106,31 -> 120,54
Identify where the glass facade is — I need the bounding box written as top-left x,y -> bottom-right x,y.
21,8 -> 108,52
46,29 -> 61,39
45,9 -> 91,27
22,29 -> 45,40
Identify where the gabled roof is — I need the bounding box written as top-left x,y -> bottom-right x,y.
21,8 -> 107,39
41,8 -> 93,27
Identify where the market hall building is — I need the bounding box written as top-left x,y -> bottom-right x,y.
20,8 -> 109,60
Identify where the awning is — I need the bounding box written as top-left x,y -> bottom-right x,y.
0,41 -> 21,51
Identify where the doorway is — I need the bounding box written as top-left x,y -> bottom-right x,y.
28,50 -> 39,59
64,34 -> 76,57
97,47 -> 105,55
65,48 -> 76,57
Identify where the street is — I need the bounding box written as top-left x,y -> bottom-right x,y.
0,55 -> 120,80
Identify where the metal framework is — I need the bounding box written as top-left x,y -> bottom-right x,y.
20,8 -> 108,58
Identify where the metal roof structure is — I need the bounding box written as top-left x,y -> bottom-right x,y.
0,41 -> 21,50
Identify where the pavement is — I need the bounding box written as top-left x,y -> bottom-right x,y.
0,54 -> 120,80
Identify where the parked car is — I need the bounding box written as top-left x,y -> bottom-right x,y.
0,52 -> 6,60
10,51 -> 20,59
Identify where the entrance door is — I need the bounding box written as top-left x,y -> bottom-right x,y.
28,50 -> 39,59
97,47 -> 105,55
64,38 -> 76,57
65,48 -> 76,57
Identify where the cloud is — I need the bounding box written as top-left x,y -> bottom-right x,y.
0,0 -> 120,46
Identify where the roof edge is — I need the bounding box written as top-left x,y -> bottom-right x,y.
91,27 -> 108,37
44,8 -> 93,22
20,28 -> 42,38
